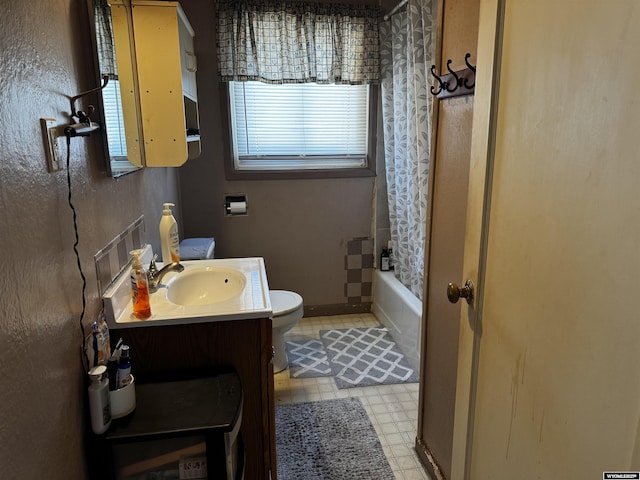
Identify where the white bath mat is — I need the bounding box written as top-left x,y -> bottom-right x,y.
320,326 -> 419,389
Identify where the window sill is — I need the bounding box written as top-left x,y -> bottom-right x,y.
224,165 -> 376,181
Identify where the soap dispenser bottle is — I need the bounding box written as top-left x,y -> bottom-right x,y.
88,365 -> 112,434
130,250 -> 151,320
159,202 -> 180,264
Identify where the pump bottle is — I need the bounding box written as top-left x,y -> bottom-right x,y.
88,365 -> 112,434
160,202 -> 180,264
130,250 -> 151,319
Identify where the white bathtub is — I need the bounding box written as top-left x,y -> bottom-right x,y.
372,270 -> 423,373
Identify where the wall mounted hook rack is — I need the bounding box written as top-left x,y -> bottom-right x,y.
430,53 -> 476,99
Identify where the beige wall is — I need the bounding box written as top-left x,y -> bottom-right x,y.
179,1 -> 375,309
0,0 -> 179,476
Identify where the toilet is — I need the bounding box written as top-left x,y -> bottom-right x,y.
270,290 -> 304,373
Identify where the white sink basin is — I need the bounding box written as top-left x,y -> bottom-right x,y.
165,266 -> 246,306
102,253 -> 272,328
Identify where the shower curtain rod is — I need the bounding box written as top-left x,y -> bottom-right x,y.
383,0 -> 408,20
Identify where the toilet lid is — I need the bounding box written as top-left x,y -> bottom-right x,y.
270,290 -> 303,316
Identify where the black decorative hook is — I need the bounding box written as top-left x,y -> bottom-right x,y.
464,53 -> 476,89
430,65 -> 447,95
445,59 -> 461,92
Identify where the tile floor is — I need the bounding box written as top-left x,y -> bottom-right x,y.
274,313 -> 432,480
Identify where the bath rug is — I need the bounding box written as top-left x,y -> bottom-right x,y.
285,337 -> 332,378
320,326 -> 419,389
276,398 -> 395,479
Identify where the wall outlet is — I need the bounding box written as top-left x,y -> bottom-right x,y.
40,118 -> 64,172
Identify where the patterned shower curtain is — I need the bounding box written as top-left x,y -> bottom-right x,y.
380,0 -> 435,300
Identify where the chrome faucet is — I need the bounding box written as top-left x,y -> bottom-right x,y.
147,254 -> 184,293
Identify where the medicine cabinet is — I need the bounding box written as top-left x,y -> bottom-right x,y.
89,0 -> 144,177
88,0 -> 200,175
131,0 -> 201,166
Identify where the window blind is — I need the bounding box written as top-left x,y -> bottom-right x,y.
229,81 -> 369,170
102,78 -> 128,160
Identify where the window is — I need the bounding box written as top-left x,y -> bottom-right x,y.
216,1 -> 380,178
226,81 -> 376,178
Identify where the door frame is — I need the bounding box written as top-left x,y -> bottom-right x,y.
450,0 -> 504,478
415,0 -> 445,475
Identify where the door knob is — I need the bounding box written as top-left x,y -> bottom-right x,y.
447,280 -> 474,305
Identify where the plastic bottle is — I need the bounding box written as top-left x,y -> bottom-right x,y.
88,365 -> 112,434
159,202 -> 180,264
117,345 -> 132,388
130,250 -> 151,320
381,248 -> 390,271
387,240 -> 395,271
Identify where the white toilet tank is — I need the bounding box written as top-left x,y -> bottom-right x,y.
270,290 -> 303,328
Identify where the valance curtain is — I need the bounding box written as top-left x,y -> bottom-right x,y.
94,0 -> 117,77
216,0 -> 381,84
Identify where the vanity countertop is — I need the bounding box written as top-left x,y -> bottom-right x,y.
103,256 -> 272,329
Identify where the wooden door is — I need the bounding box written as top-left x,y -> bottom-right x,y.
452,1 -> 640,478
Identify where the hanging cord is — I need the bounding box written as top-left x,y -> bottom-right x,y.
65,133 -> 90,372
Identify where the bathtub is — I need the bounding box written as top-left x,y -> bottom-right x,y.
372,270 -> 423,373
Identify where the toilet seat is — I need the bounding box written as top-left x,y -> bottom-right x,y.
270,290 -> 303,316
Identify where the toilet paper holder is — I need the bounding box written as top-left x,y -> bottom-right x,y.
224,194 -> 248,216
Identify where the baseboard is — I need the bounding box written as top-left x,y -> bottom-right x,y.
303,302 -> 372,317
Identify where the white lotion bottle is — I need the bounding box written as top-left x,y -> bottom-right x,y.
88,365 -> 112,434
159,202 -> 180,264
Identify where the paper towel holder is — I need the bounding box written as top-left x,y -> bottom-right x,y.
224,193 -> 248,216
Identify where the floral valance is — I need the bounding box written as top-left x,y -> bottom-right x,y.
216,0 -> 381,85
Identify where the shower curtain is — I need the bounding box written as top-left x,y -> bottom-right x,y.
380,0 -> 435,300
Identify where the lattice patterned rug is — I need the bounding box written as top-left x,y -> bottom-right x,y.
320,326 -> 419,389
276,398 -> 395,479
285,336 -> 332,378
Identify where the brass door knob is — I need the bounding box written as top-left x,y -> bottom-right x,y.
447,280 -> 474,305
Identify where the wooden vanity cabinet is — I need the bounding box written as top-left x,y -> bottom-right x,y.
116,318 -> 277,479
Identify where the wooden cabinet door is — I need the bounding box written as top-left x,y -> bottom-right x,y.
132,1 -> 188,166
118,318 -> 275,479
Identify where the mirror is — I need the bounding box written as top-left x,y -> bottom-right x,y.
88,0 -> 144,177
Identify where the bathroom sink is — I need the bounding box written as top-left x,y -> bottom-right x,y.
165,266 -> 246,306
102,252 -> 272,328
